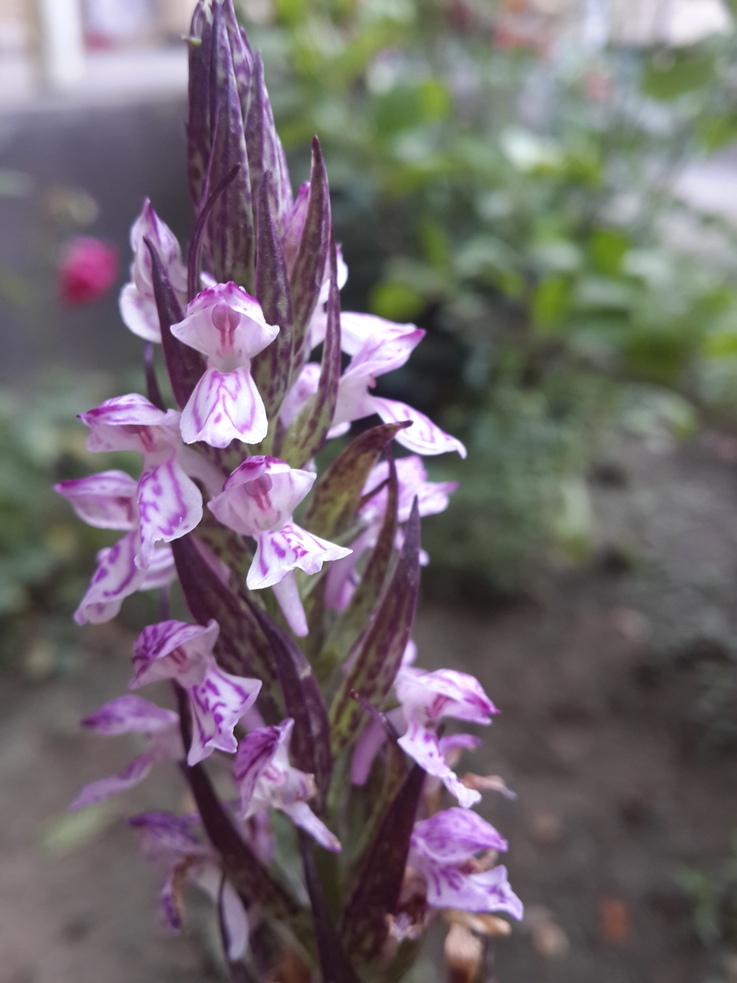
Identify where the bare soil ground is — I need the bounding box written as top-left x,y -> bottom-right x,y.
1,432 -> 737,983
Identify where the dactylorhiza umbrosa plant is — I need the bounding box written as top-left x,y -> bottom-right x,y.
55,2 -> 522,980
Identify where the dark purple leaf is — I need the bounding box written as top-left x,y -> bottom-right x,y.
279,230 -> 341,469
303,421 -> 409,541
252,172 -> 294,420
186,2 -> 213,208
180,757 -> 309,940
248,603 -> 332,805
202,3 -> 254,288
289,138 -> 331,373
245,54 -> 292,226
188,162 -> 242,301
317,455 -> 399,681
329,500 -> 421,755
299,832 -> 360,983
171,535 -> 283,721
339,764 -> 425,962
145,238 -> 205,409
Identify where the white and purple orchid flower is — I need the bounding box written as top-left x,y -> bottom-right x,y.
119,199 -> 188,343
291,310 -> 466,457
325,455 -> 458,610
396,667 -> 498,809
57,393 -> 220,623
170,283 -> 279,448
352,642 -> 497,810
208,455 -> 351,636
233,718 -> 340,852
70,695 -> 182,810
129,811 -> 248,959
130,618 -> 262,766
408,808 -> 523,918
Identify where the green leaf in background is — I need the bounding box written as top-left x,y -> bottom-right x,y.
642,49 -> 715,101
589,229 -> 630,277
532,274 -> 571,334
370,280 -> 426,321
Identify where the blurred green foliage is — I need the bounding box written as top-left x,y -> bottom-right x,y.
678,831 -> 737,956
241,0 -> 737,592
0,373 -> 135,672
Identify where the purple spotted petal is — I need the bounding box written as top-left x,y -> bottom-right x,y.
398,723 -> 480,808
247,522 -> 352,590
208,456 -> 315,536
80,394 -> 177,454
283,800 -> 341,852
54,470 -> 138,530
129,810 -> 205,862
171,282 -> 278,368
411,807 -> 508,862
371,397 -> 467,458
128,199 -> 188,299
279,362 -> 320,428
119,200 -> 187,344
81,695 -> 179,735
420,859 -> 522,916
408,809 -> 521,916
136,454 -> 204,566
140,545 -> 177,589
179,364 -> 268,447
233,719 -> 341,852
70,749 -> 157,811
233,721 -> 286,814
74,532 -> 148,625
396,668 -> 497,727
186,663 -> 262,766
131,619 -> 220,688
361,456 -> 458,526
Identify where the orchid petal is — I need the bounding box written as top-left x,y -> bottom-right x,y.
131,619 -> 220,688
279,362 -> 320,428
187,663 -> 262,766
70,750 -> 156,810
317,310 -> 420,356
171,282 -> 278,367
270,572 -> 309,637
54,470 -> 138,530
81,695 -> 179,735
396,668 -> 498,726
136,455 -> 204,566
180,364 -> 268,447
371,396 -> 467,458
80,395 -> 180,455
247,522 -> 352,590
208,456 -> 315,535
233,719 -> 341,852
195,865 -> 249,959
408,809 -> 522,916
282,800 -> 341,852
129,810 -> 205,861
119,282 -> 161,343
140,545 -> 177,589
412,807 -> 508,863
74,532 -> 148,625
398,724 -> 481,808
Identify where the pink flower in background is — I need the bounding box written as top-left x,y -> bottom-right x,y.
58,236 -> 119,305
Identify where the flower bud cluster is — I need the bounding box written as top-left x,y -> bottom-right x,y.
57,2 -> 521,978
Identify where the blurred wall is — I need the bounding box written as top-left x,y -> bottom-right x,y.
0,96 -> 190,384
